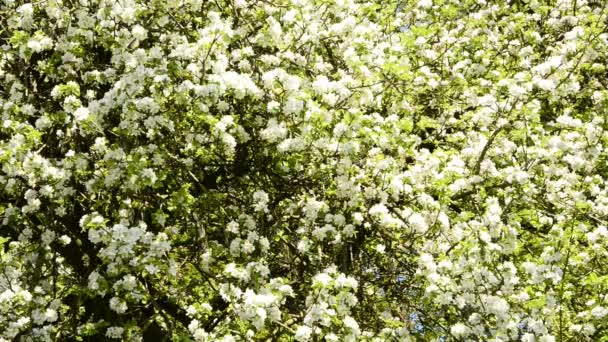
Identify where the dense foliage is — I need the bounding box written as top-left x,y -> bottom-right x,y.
1,0 -> 608,340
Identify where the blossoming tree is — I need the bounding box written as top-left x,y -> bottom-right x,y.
1,0 -> 608,340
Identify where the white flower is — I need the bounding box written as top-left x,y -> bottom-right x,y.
17,3 -> 33,16
227,221 -> 239,234
521,333 -> 535,342
284,97 -> 304,114
508,84 -> 526,97
44,309 -> 58,322
313,273 -> 332,287
483,296 -> 509,319
141,168 -> 157,184
0,290 -> 15,303
282,75 -> 301,92
74,107 -> 90,121
295,325 -> 313,341
343,316 -> 360,334
325,333 -> 339,342
131,25 -> 147,40
109,297 -> 128,314
252,190 -> 269,212
297,239 -> 310,253
582,323 -> 596,336
121,275 -> 137,291
408,213 -> 429,233
106,327 -> 124,339
59,235 -> 72,245
19,290 -> 32,302
564,26 -> 584,41
312,75 -> 333,94
418,0 -> 432,8
538,335 -> 556,342
15,316 -> 30,328
555,115 -> 582,128
369,203 -> 389,216
533,77 -> 556,91
16,3 -> 34,28
260,119 -> 287,143
335,274 -> 358,289
591,306 -> 608,319
267,100 -> 280,112
450,323 -> 470,337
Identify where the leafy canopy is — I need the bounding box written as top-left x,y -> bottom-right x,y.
1,0 -> 608,341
